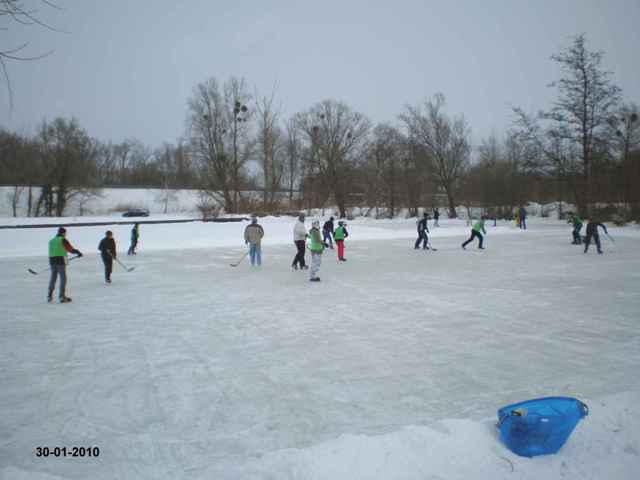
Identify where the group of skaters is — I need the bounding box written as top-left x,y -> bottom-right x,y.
46,224 -> 141,303
44,207 -> 613,302
567,213 -> 610,254
240,213 -> 349,282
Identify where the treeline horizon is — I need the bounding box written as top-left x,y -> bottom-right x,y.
1,34 -> 639,220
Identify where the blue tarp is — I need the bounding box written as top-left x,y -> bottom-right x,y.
497,396 -> 588,457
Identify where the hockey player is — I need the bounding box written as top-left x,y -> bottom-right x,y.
322,217 -> 335,249
568,213 -> 583,245
47,227 -> 83,303
584,219 -> 608,254
414,212 -> 430,249
292,214 -> 308,270
244,216 -> 265,266
98,230 -> 116,283
128,223 -> 140,255
308,220 -> 326,282
462,217 -> 487,250
334,220 -> 349,261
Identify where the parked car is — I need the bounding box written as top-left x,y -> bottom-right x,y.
122,208 -> 150,217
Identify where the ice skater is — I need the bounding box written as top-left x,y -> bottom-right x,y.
47,227 -> 83,303
519,206 -> 527,230
334,220 -> 349,261
244,216 -> 265,266
433,207 -> 440,227
98,230 -> 116,283
308,220 -> 326,282
322,217 -> 335,249
568,213 -> 583,245
414,212 -> 430,249
292,214 -> 308,270
584,219 -> 608,254
462,216 -> 487,250
128,223 -> 140,255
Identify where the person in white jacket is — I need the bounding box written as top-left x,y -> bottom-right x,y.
292,214 -> 308,270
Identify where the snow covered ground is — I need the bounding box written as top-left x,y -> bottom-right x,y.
1,217 -> 639,479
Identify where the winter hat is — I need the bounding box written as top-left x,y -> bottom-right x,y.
57,227 -> 66,235
251,216 -> 258,224
330,216 -> 334,221
312,220 -> 320,228
338,220 -> 344,226
298,214 -> 305,222
106,230 -> 113,236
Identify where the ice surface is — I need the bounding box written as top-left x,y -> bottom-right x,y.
1,218 -> 639,479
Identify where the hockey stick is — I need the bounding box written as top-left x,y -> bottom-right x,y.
230,250 -> 249,267
426,239 -> 437,251
605,232 -> 615,243
110,252 -> 135,272
28,255 -> 80,275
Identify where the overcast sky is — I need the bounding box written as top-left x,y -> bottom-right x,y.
2,0 -> 639,148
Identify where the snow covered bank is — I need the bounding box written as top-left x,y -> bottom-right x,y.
1,219 -> 639,479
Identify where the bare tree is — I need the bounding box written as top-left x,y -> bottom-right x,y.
255,88 -> 284,210
513,34 -> 621,215
364,124 -> 405,218
283,117 -> 302,207
187,76 -> 252,213
1,0 -> 64,112
295,99 -> 371,218
400,93 -> 471,218
37,117 -> 100,216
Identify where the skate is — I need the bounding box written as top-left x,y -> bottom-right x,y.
301,265 -> 309,270
291,264 -> 298,270
339,258 -> 347,261
60,296 -> 72,303
310,277 -> 320,282
47,296 -> 52,303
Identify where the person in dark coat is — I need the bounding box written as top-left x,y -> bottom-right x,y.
584,220 -> 608,254
128,223 -> 139,255
98,230 -> 117,283
322,217 -> 335,249
433,208 -> 440,227
414,212 -> 430,249
519,206 -> 527,230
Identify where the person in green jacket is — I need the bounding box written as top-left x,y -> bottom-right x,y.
308,220 -> 326,282
568,212 -> 583,245
461,217 -> 487,250
128,223 -> 140,255
334,220 -> 349,261
48,227 -> 83,303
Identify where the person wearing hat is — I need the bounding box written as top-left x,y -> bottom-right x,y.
292,214 -> 308,270
128,223 -> 140,255
244,216 -> 265,266
47,227 -> 83,303
308,219 -> 326,281
98,230 -> 117,283
334,220 -> 349,261
322,216 -> 335,249
414,212 -> 430,250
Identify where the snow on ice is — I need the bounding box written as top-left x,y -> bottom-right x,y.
1,216 -> 639,479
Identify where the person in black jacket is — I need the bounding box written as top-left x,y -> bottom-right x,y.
584,220 -> 608,254
414,212 -> 430,249
98,230 -> 117,283
322,217 -> 335,249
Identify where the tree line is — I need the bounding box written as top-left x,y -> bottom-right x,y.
1,34 -> 638,220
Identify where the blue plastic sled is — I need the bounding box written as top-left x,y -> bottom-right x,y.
497,396 -> 588,457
